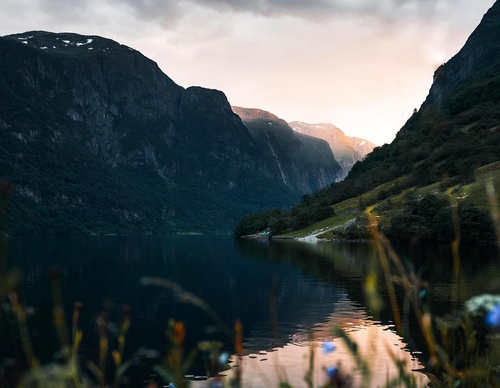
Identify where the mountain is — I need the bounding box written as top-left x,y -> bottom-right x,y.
0,31 -> 338,235
232,107 -> 342,191
349,137 -> 376,160
288,121 -> 376,178
235,0 -> 500,237
346,0 -> 500,187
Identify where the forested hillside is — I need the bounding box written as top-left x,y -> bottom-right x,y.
235,1 -> 500,238
0,31 -> 340,235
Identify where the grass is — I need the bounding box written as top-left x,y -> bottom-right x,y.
464,163 -> 500,207
284,162 -> 500,240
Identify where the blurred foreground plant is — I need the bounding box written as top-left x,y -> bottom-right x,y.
359,180 -> 500,386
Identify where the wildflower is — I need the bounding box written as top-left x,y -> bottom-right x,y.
326,365 -> 338,379
210,379 -> 223,388
73,302 -> 83,328
234,319 -> 243,355
486,304 -> 500,329
173,321 -> 185,346
218,351 -> 230,365
418,289 -> 428,303
322,341 -> 336,354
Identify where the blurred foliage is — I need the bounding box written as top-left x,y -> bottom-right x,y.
381,194 -> 495,243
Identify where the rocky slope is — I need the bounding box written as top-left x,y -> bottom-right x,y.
232,107 -> 342,191
288,121 -> 376,178
0,31 -> 339,235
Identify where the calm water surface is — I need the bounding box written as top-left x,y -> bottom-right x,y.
2,236 -> 499,386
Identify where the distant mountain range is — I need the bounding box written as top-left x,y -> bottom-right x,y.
232,108 -> 374,180
0,31 -> 345,235
232,107 -> 342,190
288,121 -> 376,178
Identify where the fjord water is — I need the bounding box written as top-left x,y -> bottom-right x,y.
4,236 -> 499,386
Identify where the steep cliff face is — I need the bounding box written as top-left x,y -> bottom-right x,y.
346,0 -> 500,186
0,31 -> 334,235
426,2 -> 500,108
288,121 -> 375,178
232,107 -> 342,192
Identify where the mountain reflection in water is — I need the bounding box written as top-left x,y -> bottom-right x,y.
228,239 -> 428,387
215,322 -> 427,387
5,236 -> 497,386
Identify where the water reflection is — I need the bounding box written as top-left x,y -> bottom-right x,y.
226,239 -> 429,386
213,324 -> 428,388
4,236 -> 497,386
230,239 -> 499,387
239,239 -> 500,311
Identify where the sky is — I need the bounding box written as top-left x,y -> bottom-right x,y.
0,0 -> 496,145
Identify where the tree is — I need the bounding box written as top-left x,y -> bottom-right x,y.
459,201 -> 495,242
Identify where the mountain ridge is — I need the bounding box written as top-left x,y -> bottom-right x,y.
0,31 -> 340,235
232,106 -> 342,191
288,121 -> 376,178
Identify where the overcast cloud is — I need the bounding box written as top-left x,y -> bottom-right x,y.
0,0 -> 496,144
105,0 -> 484,22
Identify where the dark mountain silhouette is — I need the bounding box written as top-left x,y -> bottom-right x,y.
0,31 -> 340,235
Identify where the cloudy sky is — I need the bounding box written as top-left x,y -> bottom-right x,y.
0,0 -> 496,144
